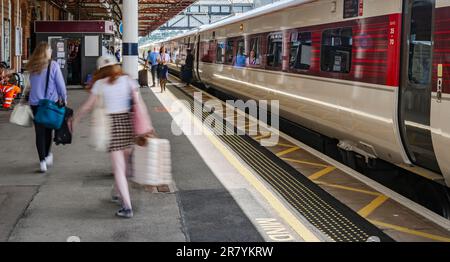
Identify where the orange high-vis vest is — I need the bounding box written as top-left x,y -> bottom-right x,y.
1,84 -> 21,109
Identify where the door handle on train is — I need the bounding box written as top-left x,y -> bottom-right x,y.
437,64 -> 443,103
437,78 -> 442,103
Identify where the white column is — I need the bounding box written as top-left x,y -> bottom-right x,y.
1,0 -> 4,61
122,0 -> 138,79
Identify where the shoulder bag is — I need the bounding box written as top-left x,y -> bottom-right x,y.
34,62 -> 66,129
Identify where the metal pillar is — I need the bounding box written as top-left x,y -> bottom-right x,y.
122,0 -> 138,79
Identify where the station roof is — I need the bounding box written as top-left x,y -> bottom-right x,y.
49,0 -> 196,36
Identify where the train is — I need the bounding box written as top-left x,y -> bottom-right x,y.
140,0 -> 450,187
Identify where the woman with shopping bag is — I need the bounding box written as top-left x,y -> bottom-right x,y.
27,42 -> 68,173
72,55 -> 154,219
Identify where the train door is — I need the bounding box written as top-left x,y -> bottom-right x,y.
430,1 -> 450,186
194,34 -> 202,82
399,0 -> 441,173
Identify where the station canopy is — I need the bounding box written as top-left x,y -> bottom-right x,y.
57,0 -> 197,36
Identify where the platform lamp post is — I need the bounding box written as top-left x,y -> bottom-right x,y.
122,0 -> 139,80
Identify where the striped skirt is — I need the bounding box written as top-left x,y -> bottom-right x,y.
109,112 -> 134,152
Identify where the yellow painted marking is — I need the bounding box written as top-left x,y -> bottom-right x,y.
254,134 -> 271,140
281,158 -> 329,168
277,143 -> 298,148
308,166 -> 336,180
315,181 -> 381,196
276,147 -> 301,157
357,195 -> 389,218
188,107 -> 321,242
369,220 -> 450,242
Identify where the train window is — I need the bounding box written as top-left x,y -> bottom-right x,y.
289,32 -> 312,70
225,40 -> 234,64
248,37 -> 261,66
267,33 -> 283,68
235,39 -> 246,67
321,27 -> 353,73
408,0 -> 432,85
216,41 -> 225,64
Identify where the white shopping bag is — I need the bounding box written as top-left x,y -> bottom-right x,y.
132,138 -> 172,186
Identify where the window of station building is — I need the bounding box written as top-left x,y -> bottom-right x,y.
321,27 -> 353,73
211,6 -> 221,13
267,33 -> 283,68
408,0 -> 433,85
225,40 -> 234,64
190,6 -> 200,13
221,6 -> 231,13
248,37 -> 261,66
216,41 -> 226,64
200,6 -> 209,13
289,32 -> 312,70
235,39 -> 246,67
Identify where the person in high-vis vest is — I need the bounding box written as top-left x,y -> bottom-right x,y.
0,70 -> 21,109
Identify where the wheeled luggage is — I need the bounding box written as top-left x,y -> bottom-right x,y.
132,138 -> 172,186
138,68 -> 149,87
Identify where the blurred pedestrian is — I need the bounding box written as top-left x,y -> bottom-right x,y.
27,42 -> 67,173
72,55 -> 139,218
157,46 -> 170,93
146,47 -> 159,87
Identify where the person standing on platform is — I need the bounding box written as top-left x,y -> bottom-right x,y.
147,48 -> 159,87
183,49 -> 194,87
27,42 -> 68,173
157,46 -> 170,93
72,55 -> 138,219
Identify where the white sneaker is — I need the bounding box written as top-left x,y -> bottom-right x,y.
40,161 -> 47,173
45,153 -> 53,167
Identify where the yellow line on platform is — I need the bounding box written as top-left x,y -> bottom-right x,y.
187,108 -> 321,242
254,134 -> 271,140
358,195 -> 389,218
308,166 -> 336,180
277,143 -> 297,148
276,147 -> 301,157
281,158 -> 329,168
369,220 -> 450,242
315,181 -> 381,196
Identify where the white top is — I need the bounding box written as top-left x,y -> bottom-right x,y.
157,53 -> 171,63
91,75 -> 138,114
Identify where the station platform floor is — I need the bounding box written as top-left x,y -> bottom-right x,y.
0,86 -> 306,242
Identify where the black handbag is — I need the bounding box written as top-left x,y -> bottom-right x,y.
54,107 -> 73,145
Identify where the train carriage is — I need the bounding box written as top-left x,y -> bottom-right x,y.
148,0 -> 450,187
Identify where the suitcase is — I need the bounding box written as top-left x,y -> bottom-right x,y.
132,138 -> 172,186
138,68 -> 149,87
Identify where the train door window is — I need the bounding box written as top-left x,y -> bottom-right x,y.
235,38 -> 246,67
321,27 -> 353,73
408,0 -> 433,85
249,37 -> 261,66
216,41 -> 225,64
266,33 -> 283,68
289,32 -> 312,70
225,40 -> 234,64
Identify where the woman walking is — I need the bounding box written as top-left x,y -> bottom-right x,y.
27,42 -> 67,173
72,56 -> 139,218
157,46 -> 170,93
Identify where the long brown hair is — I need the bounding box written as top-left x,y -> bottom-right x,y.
27,42 -> 51,74
92,64 -> 124,85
